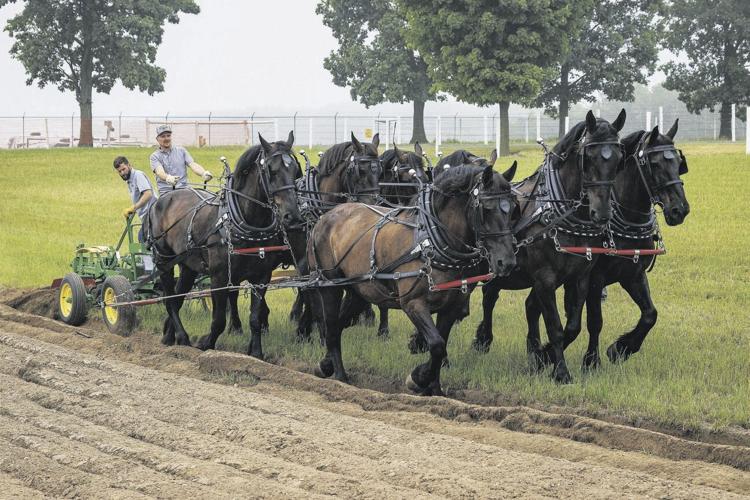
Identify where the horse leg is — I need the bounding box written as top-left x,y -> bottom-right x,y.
582,282 -> 604,371
525,291 -> 545,372
226,289 -> 243,335
195,273 -> 230,351
607,273 -> 657,363
289,293 -> 305,323
403,299 -> 447,396
472,281 -> 500,352
258,295 -> 270,334
159,268 -> 177,346
163,265 -> 197,347
539,277 -> 588,368
377,306 -> 389,338
248,289 -> 268,360
295,291 -> 314,342
532,279 -> 572,384
312,286 -> 348,383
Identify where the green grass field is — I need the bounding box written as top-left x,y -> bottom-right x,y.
1,141 -> 748,432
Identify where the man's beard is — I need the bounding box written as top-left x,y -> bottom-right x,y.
120,172 -> 131,181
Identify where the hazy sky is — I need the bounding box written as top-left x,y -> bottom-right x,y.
0,0 -> 670,117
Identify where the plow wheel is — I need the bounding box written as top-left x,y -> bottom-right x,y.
102,276 -> 137,336
57,272 -> 88,326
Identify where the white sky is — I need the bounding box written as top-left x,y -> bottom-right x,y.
0,0 -> 670,117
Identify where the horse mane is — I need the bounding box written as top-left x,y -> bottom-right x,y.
621,130 -> 646,155
234,139 -> 298,175
319,139 -> 383,178
436,150 -> 477,169
550,118 -> 621,166
380,148 -> 423,169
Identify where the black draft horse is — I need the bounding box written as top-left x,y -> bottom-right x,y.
468,110 -> 627,383
308,163 -> 518,395
289,132 -> 384,336
527,120 -> 690,369
147,132 -> 303,357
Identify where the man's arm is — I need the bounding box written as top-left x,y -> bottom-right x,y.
183,148 -> 212,180
134,189 -> 153,210
151,154 -> 178,185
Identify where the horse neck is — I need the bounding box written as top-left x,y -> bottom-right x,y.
434,193 -> 473,244
318,165 -> 344,203
557,152 -> 583,199
616,158 -> 652,222
238,169 -> 272,223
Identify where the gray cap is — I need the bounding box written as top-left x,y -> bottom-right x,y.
156,124 -> 172,137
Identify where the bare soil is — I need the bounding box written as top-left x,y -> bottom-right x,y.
1,286 -> 749,498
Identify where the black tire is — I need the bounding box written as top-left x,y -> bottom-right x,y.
57,272 -> 88,325
101,275 -> 137,336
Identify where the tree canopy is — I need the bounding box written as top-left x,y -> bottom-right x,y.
1,0 -> 199,146
400,0 -> 573,154
317,0 -> 436,143
534,0 -> 661,137
661,0 -> 749,138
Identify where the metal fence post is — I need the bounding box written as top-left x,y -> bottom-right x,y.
525,114 -> 529,143
274,119 -> 279,142
453,113 -> 458,142
659,106 -> 663,131
731,103 -> 736,142
713,115 -> 717,140
396,115 -> 401,144
746,106 -> 749,155
21,112 -> 25,148
333,112 -> 338,145
293,111 -> 297,142
343,118 -> 348,143
118,112 -> 122,143
250,112 -> 255,145
483,115 -> 488,145
70,114 -> 74,147
308,118 -> 313,150
495,115 -> 500,154
536,110 -> 541,140
208,112 -> 212,147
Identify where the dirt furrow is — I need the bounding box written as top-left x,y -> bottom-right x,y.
1,330 -> 748,498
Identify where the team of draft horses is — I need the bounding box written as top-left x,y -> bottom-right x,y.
144,109 -> 690,395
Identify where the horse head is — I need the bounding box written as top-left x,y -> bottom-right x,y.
555,109 -> 626,225
254,131 -> 304,228
344,132 -> 382,204
631,120 -> 690,225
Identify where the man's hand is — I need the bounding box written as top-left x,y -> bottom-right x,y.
202,171 -> 213,182
165,174 -> 179,186
122,205 -> 136,218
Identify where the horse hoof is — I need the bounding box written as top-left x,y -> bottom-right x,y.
314,359 -> 334,378
405,374 -> 422,393
161,335 -> 175,346
227,325 -> 243,336
377,327 -> 390,338
406,374 -> 441,396
528,352 -> 545,374
471,339 -> 491,353
606,342 -> 631,363
195,336 -> 213,351
582,353 -> 601,372
552,369 -> 573,385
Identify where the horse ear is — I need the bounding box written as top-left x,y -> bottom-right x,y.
371,133 -> 380,150
502,161 -> 517,183
612,108 -> 627,132
666,118 -> 679,140
258,133 -> 272,153
648,125 -> 660,147
351,132 -> 363,153
482,164 -> 494,186
488,148 -> 498,167
585,110 -> 597,133
414,142 -> 423,157
286,130 -> 294,147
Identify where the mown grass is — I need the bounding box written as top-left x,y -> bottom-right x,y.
0,141 -> 748,431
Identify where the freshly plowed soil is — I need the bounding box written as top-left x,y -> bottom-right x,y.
1,287 -> 749,498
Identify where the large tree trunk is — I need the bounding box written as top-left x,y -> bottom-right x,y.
558,65 -> 570,139
409,99 -> 428,144
77,4 -> 94,147
719,102 -> 732,139
78,81 -> 93,147
498,101 -> 510,156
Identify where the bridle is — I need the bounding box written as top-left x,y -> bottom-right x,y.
631,132 -> 687,205
343,151 -> 382,201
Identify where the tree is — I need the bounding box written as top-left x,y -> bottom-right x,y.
661,0 -> 749,139
535,0 -> 661,138
400,0 -> 573,155
317,0 -> 436,144
1,0 -> 199,147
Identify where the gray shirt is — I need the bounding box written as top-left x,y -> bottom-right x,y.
149,145 -> 194,193
127,169 -> 157,220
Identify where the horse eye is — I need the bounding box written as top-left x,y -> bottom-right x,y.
499,199 -> 511,213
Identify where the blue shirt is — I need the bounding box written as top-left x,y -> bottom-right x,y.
127,169 -> 157,220
149,145 -> 194,193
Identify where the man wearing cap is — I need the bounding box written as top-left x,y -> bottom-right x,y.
149,125 -> 213,193
114,156 -> 157,243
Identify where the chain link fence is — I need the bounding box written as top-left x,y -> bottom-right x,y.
1,105 -> 747,150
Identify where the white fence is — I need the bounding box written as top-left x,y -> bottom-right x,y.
1,106 -> 747,152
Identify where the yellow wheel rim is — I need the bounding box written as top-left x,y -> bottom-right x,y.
59,283 -> 73,318
104,286 -> 119,325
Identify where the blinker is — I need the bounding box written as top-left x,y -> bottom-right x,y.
663,150 -> 675,160
499,199 -> 511,213
601,145 -> 613,160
